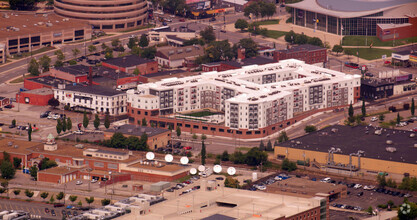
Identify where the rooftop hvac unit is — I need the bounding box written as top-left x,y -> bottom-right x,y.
386,140 -> 393,145
374,130 -> 382,135
410,133 -> 416,138
386,147 -> 396,153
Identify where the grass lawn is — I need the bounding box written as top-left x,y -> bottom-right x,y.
183,111 -> 217,117
342,36 -> 417,47
10,46 -> 55,60
343,47 -> 393,60
253,19 -> 280,26
263,30 -> 288,39
121,24 -> 155,33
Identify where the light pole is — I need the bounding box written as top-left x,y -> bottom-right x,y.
109,171 -> 113,200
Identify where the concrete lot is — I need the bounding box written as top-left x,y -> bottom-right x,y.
0,199 -> 68,219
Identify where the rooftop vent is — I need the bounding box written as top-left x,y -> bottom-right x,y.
410,133 -> 416,138
14,145 -> 18,148
386,140 -> 393,145
7,142 -> 12,146
375,130 -> 382,135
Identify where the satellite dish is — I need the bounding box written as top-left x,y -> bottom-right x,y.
198,165 -> 205,172
146,152 -> 155,160
180,157 -> 189,165
227,167 -> 236,176
165,154 -> 173,163
213,165 -> 222,173
190,168 -> 197,175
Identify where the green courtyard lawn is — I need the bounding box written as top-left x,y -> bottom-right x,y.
263,30 -> 288,39
253,19 -> 280,26
343,48 -> 393,60
342,35 -> 417,47
183,110 -> 217,117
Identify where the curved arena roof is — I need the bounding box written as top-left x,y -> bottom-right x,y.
289,0 -> 417,18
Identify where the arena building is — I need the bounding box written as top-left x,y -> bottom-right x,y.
274,125 -> 417,176
0,12 -> 91,56
54,0 -> 148,31
127,59 -> 361,139
288,0 -> 417,41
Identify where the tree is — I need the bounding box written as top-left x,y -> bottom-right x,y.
259,141 -> 265,151
348,103 -> 354,118
101,198 -> 111,206
101,43 -> 108,51
39,55 -> 51,72
200,26 -> 216,43
379,114 -> 385,121
332,45 -> 344,55
83,111 -> 89,129
377,174 -> 387,187
295,34 -> 308,45
201,141 -> 206,165
140,47 -> 157,59
88,45 -> 97,54
105,47 -> 114,59
411,98 -> 415,116
361,100 -> 366,117
38,158 -> 58,171
28,58 -> 40,76
244,2 -> 260,19
183,38 -> 205,46
69,195 -> 78,204
3,152 -> 10,162
304,125 -> 317,133
1,181 -> 8,198
40,192 -> 49,201
138,34 -> 149,48
221,150 -> 229,161
29,165 -> 38,180
235,38 -> 258,58
24,189 -> 34,199
104,114 -> 110,129
141,118 -> 147,126
278,131 -> 289,143
13,189 -> 20,197
94,114 -> 100,130
72,48 -> 80,59
176,126 -> 181,138
11,119 -> 16,127
62,118 -> 67,133
12,157 -> 21,169
111,39 -> 121,49
0,161 -> 15,179
201,40 -> 235,63
67,117 -> 72,131
266,140 -> 273,151
398,202 -> 417,220
246,147 -> 268,166
48,98 -> 60,109
133,68 -> 140,75
49,195 -> 55,204
282,158 -> 297,171
397,112 -> 401,125
128,37 -> 138,49
161,0 -> 187,15
307,37 -> 324,47
201,134 -> 207,142
54,50 -> 65,61
367,206 -> 373,215
78,201 -> 82,206
284,30 -> 297,44
235,19 -> 249,31
9,0 -> 36,10
56,192 -> 64,202
224,177 -> 240,188
85,197 -> 95,207
56,118 -> 62,135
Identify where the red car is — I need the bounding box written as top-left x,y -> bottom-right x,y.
179,18 -> 185,22
183,146 -> 192,150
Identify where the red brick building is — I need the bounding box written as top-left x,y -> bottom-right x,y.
0,96 -> 10,108
102,55 -> 158,75
273,44 -> 327,65
16,88 -> 54,106
377,15 -> 417,42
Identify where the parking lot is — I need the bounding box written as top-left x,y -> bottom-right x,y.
0,199 -> 70,219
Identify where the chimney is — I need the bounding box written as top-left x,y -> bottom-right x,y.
237,47 -> 245,61
89,66 -> 93,86
273,50 -> 280,62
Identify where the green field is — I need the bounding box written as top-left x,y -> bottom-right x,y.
263,30 -> 288,39
253,19 -> 280,26
342,35 -> 417,47
343,48 -> 393,60
183,110 -> 217,117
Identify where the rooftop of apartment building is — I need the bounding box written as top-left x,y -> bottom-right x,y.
105,124 -> 169,138
55,84 -> 125,96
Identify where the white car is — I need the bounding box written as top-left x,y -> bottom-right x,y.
76,180 -> 83,185
91,179 -> 98,183
274,176 -> 282,181
370,117 -> 378,122
74,130 -> 84,135
363,185 -> 375,190
255,185 -> 266,191
52,114 -> 60,120
353,184 -> 362,189
321,177 -> 331,183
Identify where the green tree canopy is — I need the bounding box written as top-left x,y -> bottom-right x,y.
235,38 -> 258,58
83,111 -> 89,129
39,55 -> 51,72
304,125 -> 317,133
200,26 -> 216,44
332,45 -> 344,55
235,19 -> 249,31
0,160 -> 15,179
245,147 -> 268,166
94,114 -> 100,130
28,58 -> 40,76
141,47 -> 157,59
139,34 -> 149,48
104,114 -> 110,129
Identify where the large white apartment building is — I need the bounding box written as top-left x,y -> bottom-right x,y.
127,59 -> 361,136
54,84 -> 127,116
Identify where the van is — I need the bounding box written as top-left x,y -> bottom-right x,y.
321,177 -> 331,183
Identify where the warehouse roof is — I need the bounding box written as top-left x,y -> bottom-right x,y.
278,125 -> 417,165
56,84 -> 125,96
103,55 -> 155,68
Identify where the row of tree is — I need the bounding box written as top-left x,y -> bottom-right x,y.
8,190 -> 101,206
99,132 -> 149,151
29,157 -> 58,180
284,30 -> 324,47
0,152 -> 18,179
243,1 -> 276,20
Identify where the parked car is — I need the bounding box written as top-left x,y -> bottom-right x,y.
215,177 -> 224,180
54,203 -> 65,208
353,184 -> 362,189
179,18 -> 185,22
9,124 -> 16,128
40,111 -> 51,118
370,117 -> 378,122
357,192 -> 364,196
76,180 -> 83,185
91,179 -> 98,183
44,208 -> 50,213
183,146 -> 192,150
51,210 -> 56,216
210,17 -> 216,21
74,130 -> 84,135
344,62 -> 359,69
4,104 -> 13,109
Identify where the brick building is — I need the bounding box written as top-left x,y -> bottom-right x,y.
0,136 -> 189,184
377,15 -> 417,42
155,45 -> 204,68
24,76 -> 76,90
272,44 -> 327,66
104,124 -> 171,150
102,55 -> 158,75
0,96 -> 10,108
16,88 -> 54,106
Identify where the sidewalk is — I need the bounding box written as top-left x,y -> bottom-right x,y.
362,211 -> 397,220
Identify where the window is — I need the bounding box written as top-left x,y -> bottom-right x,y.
108,163 -> 118,169
94,162 -> 104,168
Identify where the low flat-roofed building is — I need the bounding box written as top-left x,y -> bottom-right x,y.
155,45 -> 204,68
148,26 -> 197,46
274,125 -> 417,176
0,12 -> 91,56
0,43 -> 5,64
16,88 -> 54,106
273,44 -> 327,66
102,55 -> 158,75
24,75 -> 80,90
104,124 -> 171,150
37,166 -> 80,184
118,187 -> 328,220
